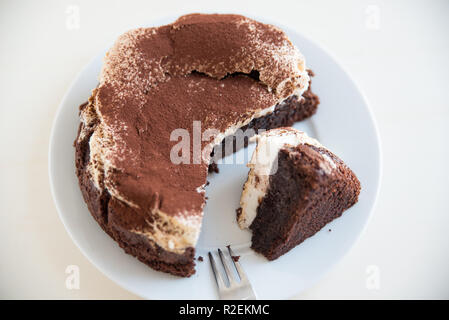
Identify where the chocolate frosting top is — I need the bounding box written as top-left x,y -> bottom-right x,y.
86,14 -> 309,223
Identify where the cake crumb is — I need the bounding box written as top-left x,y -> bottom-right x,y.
328,229 -> 332,232
209,162 -> 219,173
236,207 -> 242,219
198,256 -> 204,262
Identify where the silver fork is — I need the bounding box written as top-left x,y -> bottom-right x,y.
208,246 -> 257,300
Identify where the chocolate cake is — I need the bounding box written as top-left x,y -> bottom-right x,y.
74,14 -> 319,277
238,128 -> 361,260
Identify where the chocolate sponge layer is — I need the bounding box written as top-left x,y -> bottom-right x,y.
250,144 -> 361,260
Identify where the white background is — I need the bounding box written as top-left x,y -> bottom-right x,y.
1,0 -> 448,299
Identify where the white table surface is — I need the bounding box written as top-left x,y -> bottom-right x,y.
1,0 -> 448,299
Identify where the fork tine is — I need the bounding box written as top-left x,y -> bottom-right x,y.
208,252 -> 226,290
227,246 -> 248,282
218,248 -> 236,284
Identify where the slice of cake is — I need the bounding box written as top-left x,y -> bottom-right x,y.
238,128 -> 361,260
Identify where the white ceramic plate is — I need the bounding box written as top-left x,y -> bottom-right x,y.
49,16 -> 381,300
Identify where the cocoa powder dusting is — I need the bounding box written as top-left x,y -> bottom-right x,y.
87,14 -> 310,219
